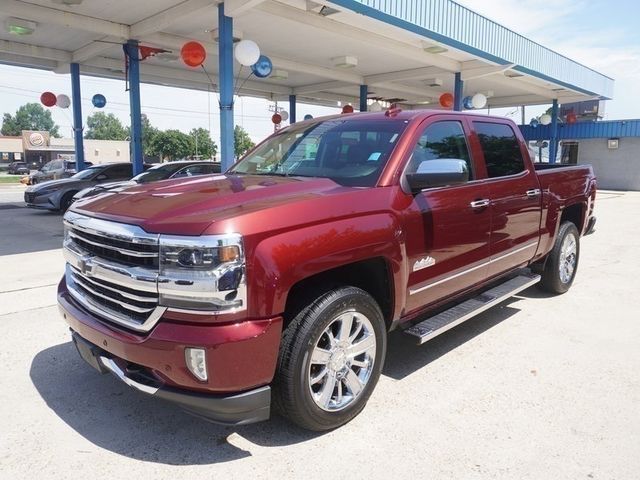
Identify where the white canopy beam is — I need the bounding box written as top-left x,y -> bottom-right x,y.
0,39 -> 71,63
461,63 -> 516,81
224,0 -> 269,17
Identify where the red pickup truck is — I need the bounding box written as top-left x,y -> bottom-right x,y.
58,110 -> 596,431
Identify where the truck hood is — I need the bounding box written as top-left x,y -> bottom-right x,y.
71,174 -> 354,235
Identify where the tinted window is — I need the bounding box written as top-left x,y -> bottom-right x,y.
173,164 -> 217,178
474,122 -> 525,178
102,164 -> 133,179
407,121 -> 472,177
230,119 -> 407,187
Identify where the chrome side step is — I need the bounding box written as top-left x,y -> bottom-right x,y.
404,271 -> 541,345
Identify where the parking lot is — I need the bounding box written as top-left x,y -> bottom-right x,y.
0,185 -> 638,479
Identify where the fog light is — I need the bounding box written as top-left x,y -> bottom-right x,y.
185,347 -> 208,381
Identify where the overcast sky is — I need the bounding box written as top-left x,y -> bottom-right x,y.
1,0 -> 638,145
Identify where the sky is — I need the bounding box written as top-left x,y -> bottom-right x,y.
1,0 -> 639,145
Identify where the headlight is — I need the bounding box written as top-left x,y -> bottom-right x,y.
158,234 -> 246,312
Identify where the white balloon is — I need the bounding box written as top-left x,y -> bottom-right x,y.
539,114 -> 552,125
234,40 -> 260,67
279,110 -> 289,122
471,93 -> 487,109
369,101 -> 382,112
56,94 -> 71,109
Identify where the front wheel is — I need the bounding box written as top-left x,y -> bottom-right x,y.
539,221 -> 580,294
273,286 -> 387,431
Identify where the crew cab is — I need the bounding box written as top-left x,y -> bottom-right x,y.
58,110 -> 596,431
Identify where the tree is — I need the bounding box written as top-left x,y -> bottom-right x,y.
234,125 -> 255,158
188,128 -> 218,159
1,103 -> 60,137
149,129 -> 192,161
84,112 -> 127,140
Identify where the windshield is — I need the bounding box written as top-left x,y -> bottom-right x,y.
229,118 -> 408,187
131,163 -> 188,183
71,166 -> 102,180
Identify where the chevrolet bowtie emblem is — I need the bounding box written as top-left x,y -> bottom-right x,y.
78,255 -> 95,275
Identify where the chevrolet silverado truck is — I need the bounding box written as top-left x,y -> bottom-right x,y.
58,110 -> 596,431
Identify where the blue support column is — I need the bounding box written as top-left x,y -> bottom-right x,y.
549,99 -> 559,164
453,72 -> 463,111
218,3 -> 234,171
359,84 -> 368,112
70,63 -> 85,172
289,94 -> 296,124
125,40 -> 144,175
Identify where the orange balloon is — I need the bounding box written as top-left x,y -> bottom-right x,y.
566,112 -> 577,124
342,104 -> 354,114
181,41 -> 206,67
439,93 -> 454,109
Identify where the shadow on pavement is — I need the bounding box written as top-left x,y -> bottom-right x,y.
30,341 -> 321,465
0,205 -> 64,256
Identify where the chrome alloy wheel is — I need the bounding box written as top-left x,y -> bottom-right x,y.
559,232 -> 577,283
308,310 -> 377,412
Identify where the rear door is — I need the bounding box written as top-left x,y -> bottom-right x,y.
403,116 -> 492,312
471,120 -> 542,278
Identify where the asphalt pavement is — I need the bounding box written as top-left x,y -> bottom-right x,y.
0,185 -> 638,479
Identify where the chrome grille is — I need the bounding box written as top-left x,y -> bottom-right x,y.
63,211 -> 165,332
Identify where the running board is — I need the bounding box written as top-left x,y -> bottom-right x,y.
404,271 -> 541,345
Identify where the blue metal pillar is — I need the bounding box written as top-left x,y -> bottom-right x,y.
70,63 -> 85,172
549,99 -> 559,164
453,72 -> 463,111
359,84 -> 368,112
125,40 -> 144,175
289,94 -> 296,124
218,3 -> 234,171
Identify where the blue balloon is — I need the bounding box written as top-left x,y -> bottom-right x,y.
529,118 -> 539,128
250,55 -> 273,78
92,94 -> 107,108
303,114 -> 313,121
462,95 -> 474,109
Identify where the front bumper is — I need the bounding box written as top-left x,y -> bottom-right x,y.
58,278 -> 283,425
72,332 -> 271,425
24,191 -> 58,210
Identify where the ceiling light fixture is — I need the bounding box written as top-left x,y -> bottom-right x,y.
5,17 -> 37,36
422,41 -> 448,54
332,55 -> 358,69
270,70 -> 289,80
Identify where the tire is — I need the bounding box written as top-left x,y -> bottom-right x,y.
60,191 -> 77,213
539,221 -> 580,294
273,286 -> 387,431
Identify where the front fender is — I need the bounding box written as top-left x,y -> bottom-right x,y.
247,213 -> 406,319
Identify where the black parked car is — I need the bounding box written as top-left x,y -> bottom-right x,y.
7,162 -> 30,175
73,161 -> 221,201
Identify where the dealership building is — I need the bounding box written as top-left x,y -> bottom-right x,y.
0,131 -> 129,169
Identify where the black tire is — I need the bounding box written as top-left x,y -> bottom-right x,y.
60,191 -> 77,213
273,286 -> 387,431
539,221 -> 580,294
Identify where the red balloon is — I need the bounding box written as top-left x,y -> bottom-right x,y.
566,112 -> 577,124
342,104 -> 354,114
181,41 -> 206,67
439,93 -> 454,109
40,91 -> 56,107
271,113 -> 282,124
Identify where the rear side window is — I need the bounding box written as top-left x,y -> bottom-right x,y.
474,122 -> 525,178
103,164 -> 133,179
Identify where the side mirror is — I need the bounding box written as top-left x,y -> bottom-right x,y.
406,159 -> 469,192
96,174 -> 108,181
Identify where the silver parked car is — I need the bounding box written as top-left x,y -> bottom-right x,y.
24,163 -> 140,212
72,161 -> 221,202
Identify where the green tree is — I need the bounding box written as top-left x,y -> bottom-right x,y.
125,114 -> 160,158
189,128 -> 218,159
1,103 -> 60,137
234,125 -> 255,158
149,129 -> 192,161
84,112 -> 127,140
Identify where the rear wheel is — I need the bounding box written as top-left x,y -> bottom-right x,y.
273,286 -> 387,431
539,221 -> 580,294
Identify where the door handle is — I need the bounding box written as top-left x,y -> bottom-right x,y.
470,199 -> 491,209
526,189 -> 541,197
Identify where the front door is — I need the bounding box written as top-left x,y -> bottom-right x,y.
471,120 -> 542,278
403,118 -> 492,314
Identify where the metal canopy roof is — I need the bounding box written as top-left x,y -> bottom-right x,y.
0,0 -> 614,109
